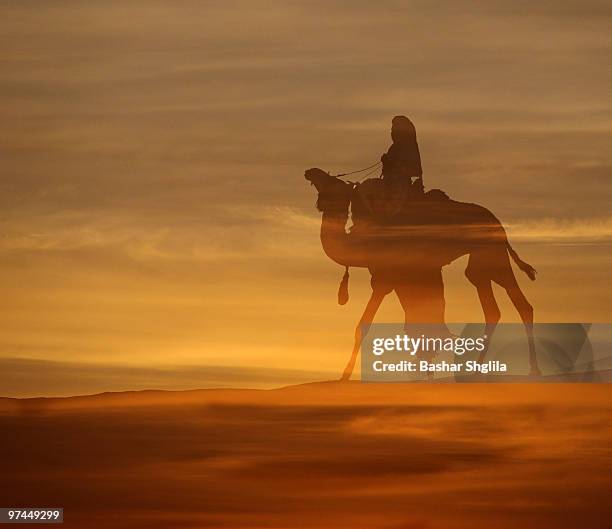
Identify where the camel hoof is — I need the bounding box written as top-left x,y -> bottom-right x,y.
340,372 -> 352,381
529,367 -> 542,377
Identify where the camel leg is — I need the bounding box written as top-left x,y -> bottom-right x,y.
395,268 -> 447,327
394,270 -> 447,381
341,287 -> 388,381
496,273 -> 539,376
475,281 -> 502,363
395,287 -> 435,381
465,266 -> 501,363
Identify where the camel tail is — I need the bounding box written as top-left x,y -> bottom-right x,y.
506,242 -> 537,281
337,266 -> 350,305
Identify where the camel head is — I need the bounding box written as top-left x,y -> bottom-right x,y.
305,168 -> 353,213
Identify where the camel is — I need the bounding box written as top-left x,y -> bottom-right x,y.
304,167 -> 539,379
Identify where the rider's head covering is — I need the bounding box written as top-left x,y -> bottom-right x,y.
386,115 -> 422,178
391,115 -> 416,139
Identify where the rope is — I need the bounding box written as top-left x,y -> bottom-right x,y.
334,160 -> 381,178
359,165 -> 383,181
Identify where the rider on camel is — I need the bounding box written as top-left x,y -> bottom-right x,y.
381,115 -> 424,215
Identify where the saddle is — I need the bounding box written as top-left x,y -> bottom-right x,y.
351,178 -> 450,228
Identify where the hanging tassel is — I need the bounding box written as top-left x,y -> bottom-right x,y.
337,266 -> 350,305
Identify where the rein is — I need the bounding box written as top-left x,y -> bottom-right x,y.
324,161 -> 383,306
333,160 -> 382,182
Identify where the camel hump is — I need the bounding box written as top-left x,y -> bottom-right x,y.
425,188 -> 449,201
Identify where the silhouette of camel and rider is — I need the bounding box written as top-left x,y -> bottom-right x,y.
305,116 -> 538,380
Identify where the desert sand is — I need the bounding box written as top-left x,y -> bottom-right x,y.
2,381 -> 611,528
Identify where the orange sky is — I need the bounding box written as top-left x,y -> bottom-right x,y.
1,1 -> 611,396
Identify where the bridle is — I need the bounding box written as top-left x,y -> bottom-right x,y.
332,160 -> 383,185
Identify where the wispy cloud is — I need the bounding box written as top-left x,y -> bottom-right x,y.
0,0 -> 610,393
0,205 -> 321,261
0,357 -> 332,398
507,217 -> 612,242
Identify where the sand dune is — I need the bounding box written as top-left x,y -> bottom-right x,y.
2,382 -> 611,528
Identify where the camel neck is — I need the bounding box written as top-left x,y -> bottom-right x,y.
320,209 -> 367,268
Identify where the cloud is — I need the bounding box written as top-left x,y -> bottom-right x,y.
1,385 -> 611,528
507,217 -> 612,242
0,357 -> 331,397
0,0 -> 610,393
0,205 -> 322,263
